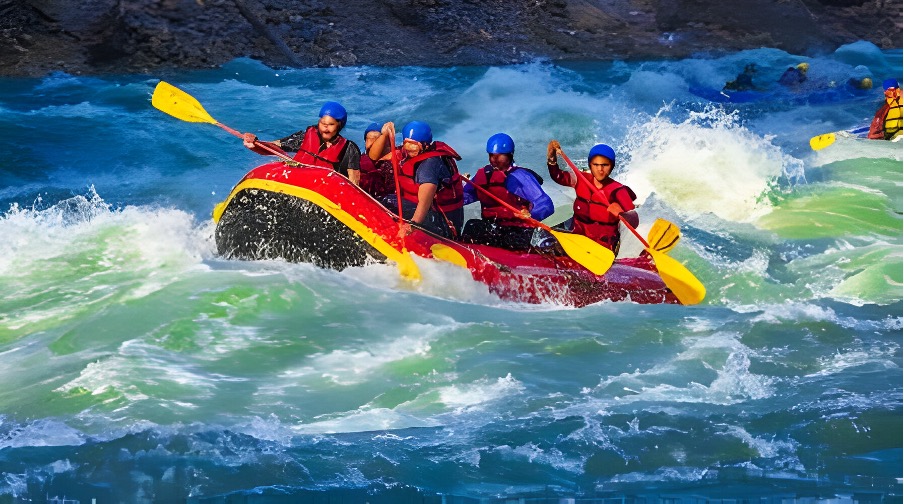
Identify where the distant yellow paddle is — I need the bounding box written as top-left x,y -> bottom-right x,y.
809,132 -> 836,151
151,80 -> 422,283
460,174 -> 614,275
558,150 -> 705,305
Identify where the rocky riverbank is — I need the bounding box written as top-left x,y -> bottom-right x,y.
1,0 -> 901,77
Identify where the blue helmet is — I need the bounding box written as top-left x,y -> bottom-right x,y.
402,121 -> 432,144
364,122 -> 381,137
319,101 -> 347,127
588,143 -> 616,165
882,78 -> 899,90
486,133 -> 515,154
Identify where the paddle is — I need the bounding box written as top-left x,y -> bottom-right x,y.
647,218 -> 680,254
460,174 -> 615,276
152,81 -> 296,162
386,125 -> 424,282
557,149 -> 705,305
809,132 -> 836,151
810,124 -> 874,150
151,80 -> 422,283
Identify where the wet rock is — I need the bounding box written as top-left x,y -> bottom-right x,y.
1,0 -> 900,77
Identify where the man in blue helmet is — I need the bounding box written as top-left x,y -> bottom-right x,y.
547,140 -> 638,253
367,120 -> 464,238
241,101 -> 362,184
460,133 -> 555,251
359,122 -> 394,199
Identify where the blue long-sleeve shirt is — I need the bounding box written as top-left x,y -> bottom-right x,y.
464,166 -> 555,221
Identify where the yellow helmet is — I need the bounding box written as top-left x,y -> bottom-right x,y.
796,62 -> 810,73
860,77 -> 873,89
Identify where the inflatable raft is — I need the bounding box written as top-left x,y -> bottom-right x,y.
212,162 -> 680,307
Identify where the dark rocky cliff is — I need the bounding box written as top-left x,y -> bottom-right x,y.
1,0 -> 901,77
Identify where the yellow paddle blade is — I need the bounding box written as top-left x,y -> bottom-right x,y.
647,249 -> 705,305
809,133 -> 836,151
430,243 -> 469,268
152,81 -> 218,124
396,248 -> 422,283
549,229 -> 615,276
647,218 -> 681,254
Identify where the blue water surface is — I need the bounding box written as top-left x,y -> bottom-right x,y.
0,41 -> 901,503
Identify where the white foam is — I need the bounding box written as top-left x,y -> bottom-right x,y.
807,345 -> 901,378
735,300 -> 903,332
580,332 -> 774,407
1,188 -> 216,334
312,335 -> 432,386
53,339 -> 219,404
0,419 -> 85,449
271,319 -> 463,388
606,466 -> 710,483
720,425 -> 803,465
291,407 -> 438,434
436,373 -> 525,411
493,442 -> 583,473
622,105 -> 802,223
0,189 -> 215,278
345,255 -> 502,307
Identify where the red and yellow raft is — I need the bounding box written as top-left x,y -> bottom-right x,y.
212,162 -> 680,307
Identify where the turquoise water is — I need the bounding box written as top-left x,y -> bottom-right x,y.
0,41 -> 901,502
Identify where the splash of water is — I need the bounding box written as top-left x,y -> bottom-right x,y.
621,104 -> 804,223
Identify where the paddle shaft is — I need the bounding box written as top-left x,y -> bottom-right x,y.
557,150 -> 650,247
387,128 -> 406,220
386,125 -> 419,264
460,173 -> 553,232
215,122 -> 301,163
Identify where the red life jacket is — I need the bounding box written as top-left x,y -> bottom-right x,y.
396,141 -> 464,212
294,126 -> 348,170
471,164 -> 532,226
359,155 -> 394,199
572,172 -> 636,249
